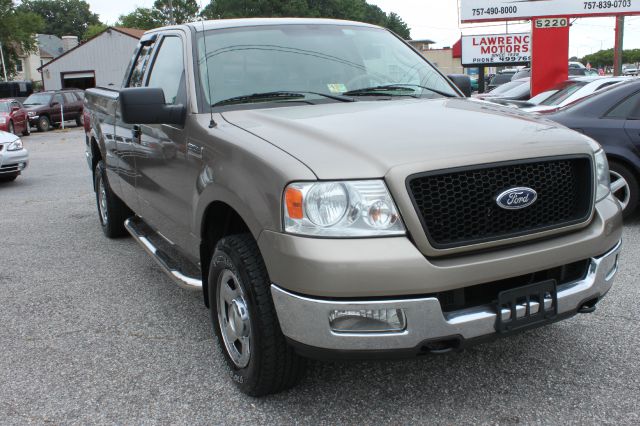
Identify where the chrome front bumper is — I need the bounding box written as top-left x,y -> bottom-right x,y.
271,240 -> 622,352
0,147 -> 29,174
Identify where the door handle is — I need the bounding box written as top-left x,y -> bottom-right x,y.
132,124 -> 141,143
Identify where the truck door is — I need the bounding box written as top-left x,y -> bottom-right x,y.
50,94 -> 64,124
134,33 -> 197,250
114,39 -> 157,214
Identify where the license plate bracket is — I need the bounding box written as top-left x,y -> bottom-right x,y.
495,279 -> 558,333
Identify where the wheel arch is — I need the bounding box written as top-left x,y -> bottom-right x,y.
199,200 -> 257,308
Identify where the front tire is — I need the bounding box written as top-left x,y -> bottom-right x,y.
0,173 -> 18,182
75,115 -> 83,127
37,116 -> 50,132
609,161 -> 638,219
8,121 -> 14,134
208,234 -> 306,396
22,123 -> 30,136
94,160 -> 131,238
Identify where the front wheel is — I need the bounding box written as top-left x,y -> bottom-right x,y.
37,116 -> 50,132
94,160 -> 131,238
22,123 -> 30,136
209,234 -> 306,396
8,121 -> 14,134
609,161 -> 639,219
75,115 -> 83,127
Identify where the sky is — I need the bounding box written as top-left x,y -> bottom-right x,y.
89,0 -> 640,58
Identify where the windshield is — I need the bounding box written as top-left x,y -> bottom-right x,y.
490,73 -> 514,86
540,81 -> 588,106
489,79 -> 525,95
23,93 -> 51,106
0,102 -> 9,113
197,24 -> 457,108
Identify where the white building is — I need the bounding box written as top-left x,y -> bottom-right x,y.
39,27 -> 144,91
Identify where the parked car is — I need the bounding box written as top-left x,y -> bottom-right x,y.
0,130 -> 29,182
623,65 -> 638,76
474,77 -> 530,101
84,18 -> 622,396
0,98 -> 30,136
0,81 -> 33,102
487,69 -> 517,91
569,68 -> 600,77
522,76 -> 629,113
546,79 -> 640,217
23,89 -> 84,132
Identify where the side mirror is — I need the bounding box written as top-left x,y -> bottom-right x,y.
51,101 -> 59,107
447,74 -> 472,98
120,87 -> 185,125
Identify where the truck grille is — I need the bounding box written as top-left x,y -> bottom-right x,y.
407,157 -> 594,249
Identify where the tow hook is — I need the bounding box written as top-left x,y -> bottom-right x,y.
578,298 -> 599,314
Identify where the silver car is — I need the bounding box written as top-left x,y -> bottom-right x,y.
0,130 -> 28,182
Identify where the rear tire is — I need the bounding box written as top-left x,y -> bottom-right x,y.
609,161 -> 638,219
22,124 -> 30,136
208,234 -> 306,396
37,116 -> 50,132
94,160 -> 131,238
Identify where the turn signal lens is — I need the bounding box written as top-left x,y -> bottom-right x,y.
285,187 -> 304,219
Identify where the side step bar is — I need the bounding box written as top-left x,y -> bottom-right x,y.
125,217 -> 202,290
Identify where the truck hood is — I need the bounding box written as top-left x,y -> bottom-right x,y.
221,98 -> 593,179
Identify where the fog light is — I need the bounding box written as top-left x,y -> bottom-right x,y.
329,309 -> 406,333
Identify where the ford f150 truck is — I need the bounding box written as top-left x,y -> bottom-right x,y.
84,18 -> 623,396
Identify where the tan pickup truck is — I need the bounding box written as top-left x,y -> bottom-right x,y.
84,18 -> 623,396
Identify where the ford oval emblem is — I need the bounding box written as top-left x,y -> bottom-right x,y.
496,187 -> 538,210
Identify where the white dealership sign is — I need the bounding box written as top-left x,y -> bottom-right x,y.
461,0 -> 640,23
462,33 -> 531,65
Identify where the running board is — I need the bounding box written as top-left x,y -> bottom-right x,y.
125,217 -> 202,290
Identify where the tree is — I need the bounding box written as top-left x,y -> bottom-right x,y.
200,0 -> 411,38
0,0 -> 44,79
117,7 -> 161,30
117,0 -> 200,29
83,23 -> 108,41
17,0 -> 100,39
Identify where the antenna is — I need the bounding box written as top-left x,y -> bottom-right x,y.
199,2 -> 216,128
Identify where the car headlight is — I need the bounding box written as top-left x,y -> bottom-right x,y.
0,117 -> 6,124
284,180 -> 406,237
27,111 -> 35,116
7,138 -> 23,151
595,149 -> 610,202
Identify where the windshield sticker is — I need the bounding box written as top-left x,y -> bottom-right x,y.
327,83 -> 347,94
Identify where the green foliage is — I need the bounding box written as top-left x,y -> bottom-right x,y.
83,23 -> 108,41
117,0 -> 200,29
17,0 -> 100,39
0,0 -> 44,78
582,49 -> 640,67
204,0 -> 412,39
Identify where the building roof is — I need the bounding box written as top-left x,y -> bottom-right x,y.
114,27 -> 146,39
37,34 -> 64,58
408,39 -> 436,45
38,27 -> 144,71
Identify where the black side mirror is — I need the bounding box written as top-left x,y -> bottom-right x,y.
120,87 -> 185,125
447,74 -> 472,98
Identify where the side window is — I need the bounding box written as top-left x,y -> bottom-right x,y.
11,101 -> 20,109
128,43 -> 155,87
146,36 -> 185,105
53,94 -> 64,105
63,93 -> 76,103
606,92 -> 640,120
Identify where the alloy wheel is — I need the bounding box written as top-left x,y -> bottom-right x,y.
610,170 -> 631,211
217,269 -> 252,368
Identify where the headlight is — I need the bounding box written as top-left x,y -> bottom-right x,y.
284,180 -> 405,237
595,149 -> 610,202
0,117 -> 6,124
27,111 -> 35,116
7,138 -> 23,151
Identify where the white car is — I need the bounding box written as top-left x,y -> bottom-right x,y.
521,76 -> 631,113
0,130 -> 28,182
623,66 -> 638,76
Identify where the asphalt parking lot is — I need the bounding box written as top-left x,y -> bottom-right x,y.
1,127 -> 639,424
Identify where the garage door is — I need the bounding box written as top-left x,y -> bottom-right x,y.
62,71 -> 96,90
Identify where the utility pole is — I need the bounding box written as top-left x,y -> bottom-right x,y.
613,16 -> 624,76
0,42 -> 8,82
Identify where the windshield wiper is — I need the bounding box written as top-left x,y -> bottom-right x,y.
212,91 -> 354,108
343,84 -> 456,98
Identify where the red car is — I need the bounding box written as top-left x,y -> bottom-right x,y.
0,98 -> 30,136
